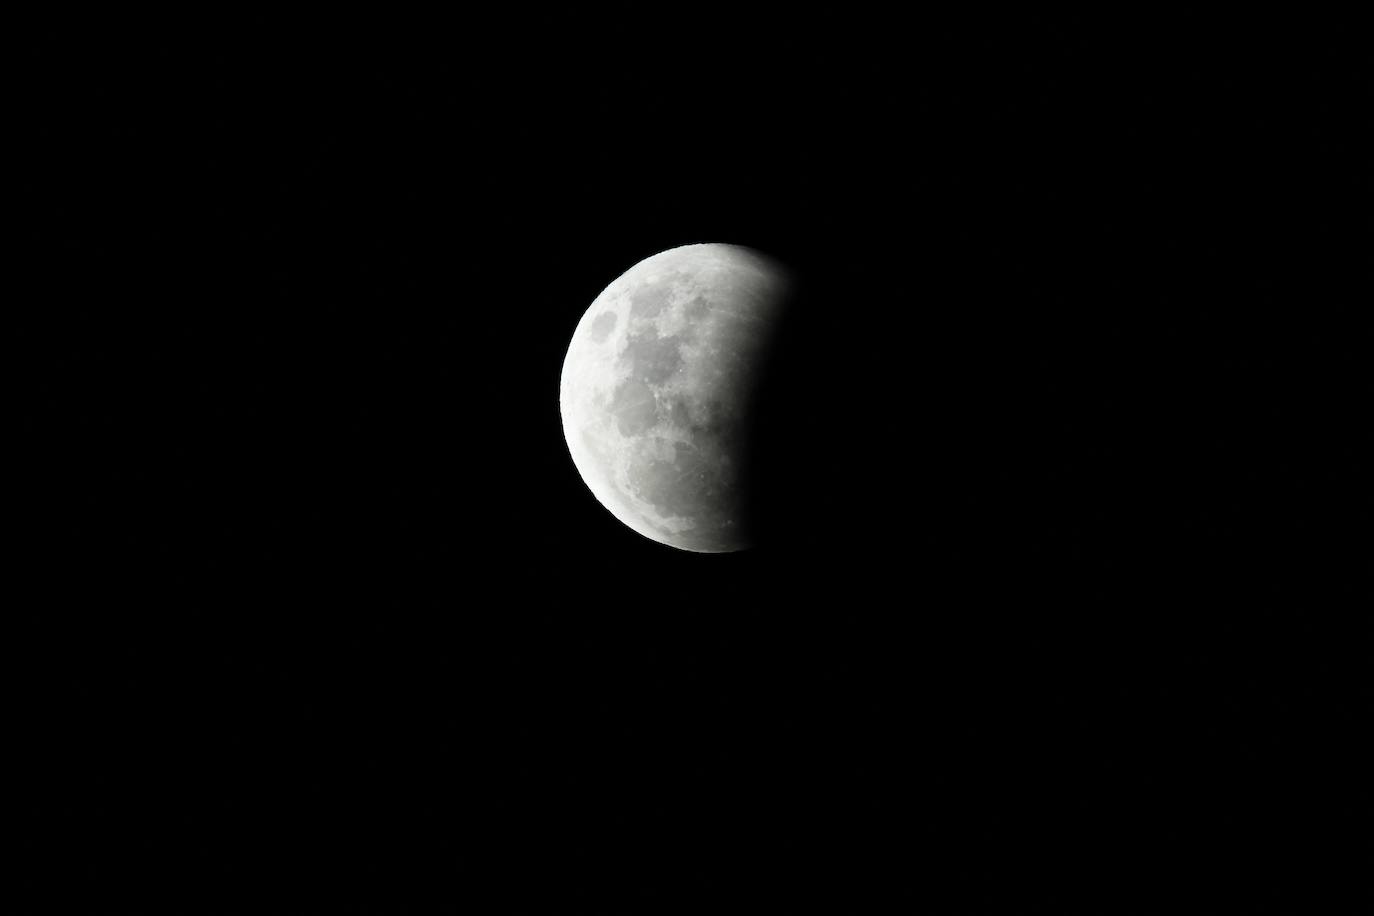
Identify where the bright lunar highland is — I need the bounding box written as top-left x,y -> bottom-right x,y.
560,243 -> 791,552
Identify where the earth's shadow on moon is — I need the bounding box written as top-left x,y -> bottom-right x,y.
738,251 -> 964,563
738,258 -> 855,557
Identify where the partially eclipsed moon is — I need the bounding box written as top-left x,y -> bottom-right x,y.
560,243 -> 791,552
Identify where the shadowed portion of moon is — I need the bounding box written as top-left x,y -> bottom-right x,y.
560,243 -> 793,552
734,266 -> 833,555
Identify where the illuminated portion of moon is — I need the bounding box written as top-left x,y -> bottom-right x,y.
560,243 -> 791,552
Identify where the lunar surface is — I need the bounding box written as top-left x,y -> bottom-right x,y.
560,243 -> 791,552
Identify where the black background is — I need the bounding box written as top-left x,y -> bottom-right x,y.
24,10 -> 1370,914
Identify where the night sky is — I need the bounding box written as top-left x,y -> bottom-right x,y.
24,11 -> 1368,913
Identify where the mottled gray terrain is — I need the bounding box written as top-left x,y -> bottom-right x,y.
560,244 -> 791,552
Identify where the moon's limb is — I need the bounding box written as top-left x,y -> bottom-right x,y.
560,243 -> 791,552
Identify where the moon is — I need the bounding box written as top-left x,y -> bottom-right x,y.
560,243 -> 792,552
